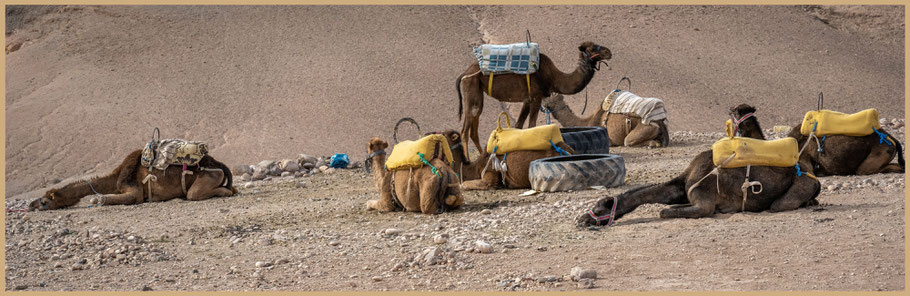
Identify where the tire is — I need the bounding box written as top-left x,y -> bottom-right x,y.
528,154 -> 626,192
560,127 -> 610,154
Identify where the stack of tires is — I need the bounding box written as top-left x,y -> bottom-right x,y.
529,126 -> 626,192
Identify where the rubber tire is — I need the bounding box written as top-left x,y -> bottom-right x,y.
528,154 -> 625,192
560,127 -> 610,155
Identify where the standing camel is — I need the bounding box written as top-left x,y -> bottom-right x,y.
30,150 -> 236,211
456,41 -> 612,158
577,104 -> 821,226
542,94 -> 670,147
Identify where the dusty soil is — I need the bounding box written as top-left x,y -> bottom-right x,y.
4,4 -> 906,292
4,5 -> 905,199
5,127 -> 905,291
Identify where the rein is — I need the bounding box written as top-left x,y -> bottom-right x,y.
730,112 -> 755,136
364,150 -> 386,174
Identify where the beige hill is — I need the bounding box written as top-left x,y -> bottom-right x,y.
5,5 -> 904,199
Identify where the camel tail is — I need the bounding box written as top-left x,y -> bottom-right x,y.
889,133 -> 905,168
208,157 -> 234,189
456,73 -> 465,119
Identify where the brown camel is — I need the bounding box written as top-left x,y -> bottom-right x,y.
435,130 -> 576,190
456,41 -> 612,158
577,104 -> 821,226
786,119 -> 904,176
365,138 -> 463,214
29,150 -> 236,211
542,94 -> 669,147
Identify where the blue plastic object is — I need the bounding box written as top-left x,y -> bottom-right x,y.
329,154 -> 350,168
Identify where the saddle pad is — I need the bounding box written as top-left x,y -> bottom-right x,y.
386,134 -> 455,171
148,139 -> 209,171
486,124 -> 564,155
473,42 -> 540,75
800,109 -> 881,137
712,137 -> 798,168
603,90 -> 669,126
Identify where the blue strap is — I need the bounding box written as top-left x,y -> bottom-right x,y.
795,164 -> 803,177
539,106 -> 551,124
873,128 -> 892,146
416,152 -> 441,178
502,152 -> 508,162
813,122 -> 818,132
549,141 -> 569,156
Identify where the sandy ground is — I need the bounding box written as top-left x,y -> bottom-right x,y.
4,5 -> 905,199
4,129 -> 905,291
3,4 -> 906,292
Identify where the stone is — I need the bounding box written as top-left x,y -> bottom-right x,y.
372,276 -> 383,282
433,234 -> 448,244
481,209 -> 492,215
279,159 -> 299,172
325,168 -> 336,174
329,241 -> 340,246
232,164 -> 253,176
423,247 -> 444,265
255,261 -> 272,268
475,240 -> 493,254
240,173 -> 252,181
281,172 -> 292,177
384,228 -> 402,236
297,154 -> 318,167
142,286 -> 153,291
570,266 -> 597,281
296,181 -> 307,188
243,182 -> 255,189
251,167 -> 268,181
537,275 -> 558,283
827,184 -> 838,191
256,160 -> 275,171
294,171 -> 305,178
302,162 -> 316,170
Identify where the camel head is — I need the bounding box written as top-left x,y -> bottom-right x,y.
367,137 -> 389,154
29,189 -> 58,211
578,41 -> 612,68
576,194 -> 626,228
729,104 -> 764,139
541,94 -> 568,111
434,130 -> 470,165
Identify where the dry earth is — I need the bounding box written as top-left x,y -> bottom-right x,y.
4,126 -> 906,291
3,4 -> 906,292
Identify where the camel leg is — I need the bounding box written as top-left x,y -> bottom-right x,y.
515,102 -> 530,128
186,170 -> 232,201
659,178 -> 716,218
461,170 -> 500,190
856,144 -> 903,175
624,124 -> 661,147
418,175 -> 443,214
769,176 -> 821,212
444,173 -> 464,209
527,100 -> 541,128
96,186 -> 145,206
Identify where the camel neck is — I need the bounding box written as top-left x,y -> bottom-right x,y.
547,99 -> 604,127
545,54 -> 596,95
739,119 -> 766,140
370,153 -> 389,180
56,174 -> 118,200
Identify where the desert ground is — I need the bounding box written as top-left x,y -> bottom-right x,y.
4,5 -> 906,291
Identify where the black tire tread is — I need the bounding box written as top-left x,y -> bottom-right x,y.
529,154 -> 626,192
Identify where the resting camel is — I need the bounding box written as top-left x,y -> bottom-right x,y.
456,41 -> 612,158
435,130 -> 575,190
29,150 -> 236,211
577,104 -> 821,226
542,94 -> 669,147
365,137 -> 463,214
786,123 -> 904,176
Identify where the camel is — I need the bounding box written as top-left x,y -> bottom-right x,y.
456,41 -> 612,158
29,150 -> 236,211
542,94 -> 669,147
576,104 -> 821,226
786,122 -> 904,176
365,137 -> 463,214
435,130 -> 576,190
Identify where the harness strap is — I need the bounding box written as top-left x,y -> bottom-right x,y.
687,153 -> 737,197
730,112 -> 755,136
365,150 -> 386,174
487,73 -> 494,96
873,128 -> 894,146
549,141 -> 569,156
181,168 -> 194,195
388,172 -> 404,210
417,152 -> 440,178
587,196 -> 618,226
740,164 -> 763,212
142,174 -> 158,201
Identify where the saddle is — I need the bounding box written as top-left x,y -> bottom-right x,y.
800,109 -> 881,137
486,112 -> 564,155
140,130 -> 209,171
473,42 -> 540,75
385,134 -> 454,171
712,136 -> 798,168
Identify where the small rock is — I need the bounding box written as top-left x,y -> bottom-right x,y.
433,234 -> 448,244
319,166 -> 329,173
240,173 -> 252,181
474,240 -> 493,254
329,241 -> 340,246
325,168 -> 336,174
14,285 -> 28,290
372,276 -> 383,282
481,209 -> 492,215
232,164 -> 253,176
142,286 -> 153,291
255,261 -> 272,268
570,266 -> 597,281
384,228 -> 402,236
127,235 -> 137,242
297,154 -> 318,167
294,171 -> 305,178
251,167 -> 268,181
279,159 -> 300,172
537,275 -> 558,283
296,181 -> 307,188
243,182 -> 255,189
827,184 -> 838,191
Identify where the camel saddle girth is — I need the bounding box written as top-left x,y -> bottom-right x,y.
141,138 -> 209,171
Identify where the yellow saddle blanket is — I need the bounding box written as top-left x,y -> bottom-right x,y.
800,109 -> 881,137
712,137 -> 798,168
486,112 -> 564,155
386,134 -> 455,171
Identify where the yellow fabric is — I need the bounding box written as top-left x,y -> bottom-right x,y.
486,112 -> 564,155
800,109 -> 881,136
386,134 -> 455,171
526,74 -> 531,95
725,120 -> 735,138
712,137 -> 799,168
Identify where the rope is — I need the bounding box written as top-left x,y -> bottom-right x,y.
364,150 -> 386,174
740,164 -> 763,212
581,88 -> 588,115
539,106 -> 551,124
181,166 -> 194,195
687,153 -> 736,197
873,128 -> 894,146
549,141 -> 569,156
417,152 -> 440,178
142,174 -> 158,201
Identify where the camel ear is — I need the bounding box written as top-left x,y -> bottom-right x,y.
578,45 -> 586,52
449,133 -> 460,143
380,141 -> 388,150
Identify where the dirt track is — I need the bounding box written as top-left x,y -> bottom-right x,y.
3,5 -> 906,292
